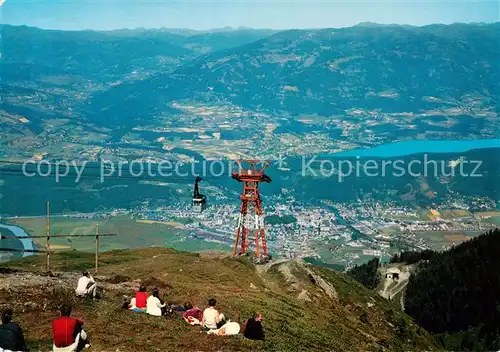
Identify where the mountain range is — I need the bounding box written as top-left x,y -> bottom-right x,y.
1,23 -> 499,214
2,23 -> 499,135
93,22 -> 500,127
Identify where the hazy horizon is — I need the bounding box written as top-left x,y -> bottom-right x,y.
2,20 -> 499,33
2,0 -> 498,31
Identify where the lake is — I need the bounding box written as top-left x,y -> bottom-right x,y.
332,139 -> 500,158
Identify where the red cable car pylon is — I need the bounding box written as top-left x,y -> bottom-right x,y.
231,160 -> 272,257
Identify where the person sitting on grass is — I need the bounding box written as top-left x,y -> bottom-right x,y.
52,304 -> 90,352
146,288 -> 166,317
0,308 -> 28,352
75,271 -> 96,299
129,285 -> 148,312
206,321 -> 241,336
183,303 -> 203,325
171,302 -> 190,312
201,298 -> 225,331
243,312 -> 265,340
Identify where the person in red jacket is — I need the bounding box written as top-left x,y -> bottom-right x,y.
52,304 -> 90,352
135,285 -> 149,310
127,285 -> 149,312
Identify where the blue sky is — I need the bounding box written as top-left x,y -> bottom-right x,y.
1,0 -> 499,30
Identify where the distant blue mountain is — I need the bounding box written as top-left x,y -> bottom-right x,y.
2,23 -> 499,136
89,23 -> 500,128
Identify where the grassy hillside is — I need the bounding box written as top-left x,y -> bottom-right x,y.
0,248 -> 440,351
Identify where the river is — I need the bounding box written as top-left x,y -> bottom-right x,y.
0,223 -> 35,258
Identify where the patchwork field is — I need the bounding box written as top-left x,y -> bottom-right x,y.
7,216 -> 185,252
414,230 -> 482,249
423,208 -> 473,221
474,211 -> 500,226
485,216 -> 500,225
443,234 -> 470,242
5,216 -> 232,256
474,211 -> 500,217
438,209 -> 472,219
136,219 -> 186,228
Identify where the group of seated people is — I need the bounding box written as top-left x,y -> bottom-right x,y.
126,286 -> 265,340
0,271 -> 97,352
0,272 -> 264,352
182,298 -> 264,339
181,298 -> 230,333
126,285 -> 172,317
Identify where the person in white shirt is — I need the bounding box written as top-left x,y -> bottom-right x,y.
146,288 -> 166,317
202,298 -> 225,331
75,271 -> 97,298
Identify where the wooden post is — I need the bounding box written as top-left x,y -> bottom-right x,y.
95,224 -> 99,273
46,201 -> 50,272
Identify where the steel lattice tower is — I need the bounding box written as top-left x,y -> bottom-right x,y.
231,160 -> 272,257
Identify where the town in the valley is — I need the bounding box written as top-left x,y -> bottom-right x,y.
26,193 -> 493,270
